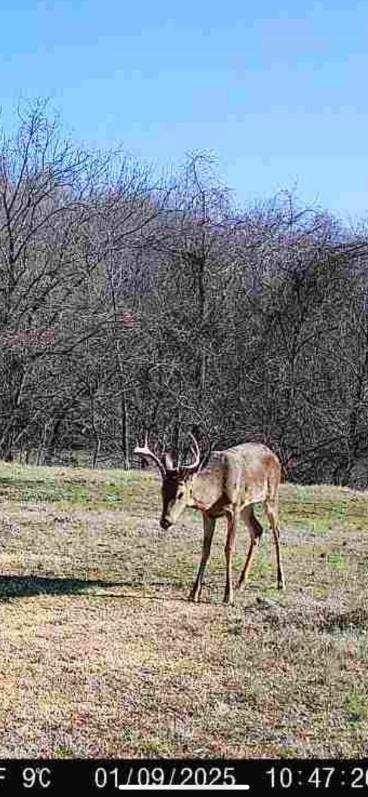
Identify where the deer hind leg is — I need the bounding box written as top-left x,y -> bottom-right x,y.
265,498 -> 285,590
223,510 -> 238,605
189,516 -> 216,603
236,506 -> 263,590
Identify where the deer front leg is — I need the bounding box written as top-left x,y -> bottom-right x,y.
189,516 -> 215,603
223,511 -> 237,604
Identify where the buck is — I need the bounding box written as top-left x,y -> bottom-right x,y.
134,434 -> 285,604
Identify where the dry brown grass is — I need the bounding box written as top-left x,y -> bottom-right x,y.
0,462 -> 367,757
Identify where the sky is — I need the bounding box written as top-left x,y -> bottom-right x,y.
0,0 -> 367,220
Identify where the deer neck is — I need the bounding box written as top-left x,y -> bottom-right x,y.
190,467 -> 223,512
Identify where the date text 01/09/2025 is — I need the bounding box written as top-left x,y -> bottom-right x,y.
94,766 -> 243,790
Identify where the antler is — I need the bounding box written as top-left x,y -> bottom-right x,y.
135,430 -> 212,477
134,433 -> 166,478
180,432 -> 202,474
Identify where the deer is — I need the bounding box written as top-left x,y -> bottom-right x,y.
134,433 -> 285,605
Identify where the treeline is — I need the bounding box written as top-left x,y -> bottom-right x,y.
1,101 -> 368,486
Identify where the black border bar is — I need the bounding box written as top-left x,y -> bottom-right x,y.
0,759 -> 368,794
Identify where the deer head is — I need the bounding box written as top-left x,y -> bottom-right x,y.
134,432 -> 211,529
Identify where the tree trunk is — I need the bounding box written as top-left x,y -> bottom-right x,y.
121,390 -> 130,469
92,437 -> 101,469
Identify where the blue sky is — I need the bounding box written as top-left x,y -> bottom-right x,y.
0,0 -> 367,219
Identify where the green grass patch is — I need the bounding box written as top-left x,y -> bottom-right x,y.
0,463 -> 159,511
344,690 -> 368,724
327,551 -> 348,572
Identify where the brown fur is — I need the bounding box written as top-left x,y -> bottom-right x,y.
186,444 -> 283,603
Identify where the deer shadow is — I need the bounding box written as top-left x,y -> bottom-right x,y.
0,574 -> 131,602
0,574 -> 190,604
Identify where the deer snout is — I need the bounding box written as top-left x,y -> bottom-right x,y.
160,517 -> 172,530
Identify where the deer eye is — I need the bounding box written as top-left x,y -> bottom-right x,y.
177,490 -> 184,499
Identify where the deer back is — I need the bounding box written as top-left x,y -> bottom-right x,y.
200,443 -> 281,507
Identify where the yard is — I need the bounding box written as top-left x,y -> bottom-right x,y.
0,462 -> 367,757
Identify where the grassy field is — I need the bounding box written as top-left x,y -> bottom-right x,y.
0,461 -> 367,758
